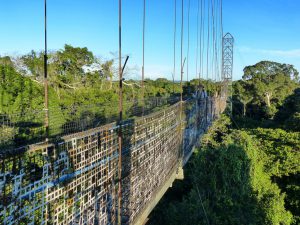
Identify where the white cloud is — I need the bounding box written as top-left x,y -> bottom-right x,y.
145,65 -> 173,80
238,46 -> 300,58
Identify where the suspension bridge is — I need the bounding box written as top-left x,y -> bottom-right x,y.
0,0 -> 233,224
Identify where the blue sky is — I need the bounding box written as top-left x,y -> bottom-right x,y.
0,0 -> 299,81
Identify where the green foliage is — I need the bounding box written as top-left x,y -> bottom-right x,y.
201,114 -> 231,147
233,61 -> 299,119
3,45 -> 221,148
149,116 -> 294,225
244,128 -> 300,225
230,63 -> 300,224
0,63 -> 45,114
275,88 -> 300,131
55,44 -> 94,81
233,80 -> 253,116
3,52 -> 299,225
150,60 -> 300,224
249,128 -> 300,177
186,79 -> 222,96
0,56 -> 14,67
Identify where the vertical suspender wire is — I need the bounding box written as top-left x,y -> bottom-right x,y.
195,0 -> 201,135
216,0 -> 221,82
180,0 -> 184,160
213,0 -> 218,83
210,0 -> 214,82
220,0 -> 223,43
220,0 -> 225,98
186,0 -> 190,82
196,0 -> 200,84
210,0 -> 215,118
118,0 -> 123,224
205,0 -> 210,124
220,0 -> 224,83
213,0 -> 218,82
220,0 -> 227,97
199,0 -> 205,83
219,0 -> 222,81
215,0 -> 220,82
211,0 -> 217,83
44,0 -> 49,141
173,0 -> 177,94
142,0 -> 146,111
219,0 -> 222,112
200,0 -> 206,79
211,0 -> 214,82
216,0 -> 222,115
220,0 -> 223,80
180,0 -> 184,104
219,0 -> 223,81
206,0 -> 210,82
216,0 -> 219,82
215,0 -> 218,82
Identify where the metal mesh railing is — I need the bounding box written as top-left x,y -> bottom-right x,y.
0,95 -> 226,225
0,110 -> 46,150
0,96 -> 180,151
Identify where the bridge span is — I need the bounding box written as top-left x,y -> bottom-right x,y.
0,96 -> 226,225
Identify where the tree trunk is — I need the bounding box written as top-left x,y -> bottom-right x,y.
243,103 -> 246,117
265,92 -> 272,107
109,76 -> 113,90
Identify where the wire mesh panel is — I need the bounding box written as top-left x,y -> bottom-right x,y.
0,145 -> 50,225
46,123 -> 119,225
0,123 -> 119,225
182,96 -> 213,164
0,110 -> 46,150
121,102 -> 182,224
0,96 -> 227,225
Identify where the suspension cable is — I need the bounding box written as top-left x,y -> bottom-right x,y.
196,0 -> 200,82
215,0 -> 220,82
200,0 -> 205,82
211,0 -> 216,82
206,0 -> 210,81
180,0 -> 184,103
44,0 -> 49,140
186,0 -> 190,81
173,0 -> 177,93
118,0 -> 123,224
220,0 -> 224,81
142,0 -> 146,106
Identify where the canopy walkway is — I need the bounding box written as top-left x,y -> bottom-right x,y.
0,95 -> 226,225
0,0 -> 234,224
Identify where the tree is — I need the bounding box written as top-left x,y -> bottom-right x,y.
55,44 -> 95,85
100,60 -> 114,90
241,61 -> 299,118
0,56 -> 14,67
149,117 -> 294,225
21,50 -> 44,81
275,88 -> 300,131
233,81 -> 253,116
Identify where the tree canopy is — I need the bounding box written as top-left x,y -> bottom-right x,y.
233,61 -> 299,119
149,60 -> 300,225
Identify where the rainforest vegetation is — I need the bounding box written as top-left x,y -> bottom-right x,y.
0,44 -> 220,115
0,44 -> 219,150
1,46 -> 299,225
148,61 -> 300,225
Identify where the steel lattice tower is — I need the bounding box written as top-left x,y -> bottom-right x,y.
221,33 -> 234,114
222,33 -> 234,82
